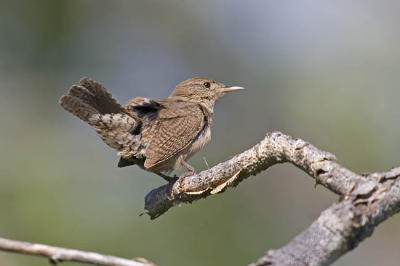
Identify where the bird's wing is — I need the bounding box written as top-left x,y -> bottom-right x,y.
126,97 -> 163,122
143,101 -> 205,169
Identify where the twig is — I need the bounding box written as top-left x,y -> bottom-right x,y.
0,237 -> 154,266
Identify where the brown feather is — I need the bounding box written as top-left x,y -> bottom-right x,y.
79,77 -> 126,114
59,95 -> 98,122
60,78 -> 139,151
144,100 -> 204,169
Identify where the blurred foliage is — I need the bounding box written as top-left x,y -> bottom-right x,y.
1,0 -> 400,265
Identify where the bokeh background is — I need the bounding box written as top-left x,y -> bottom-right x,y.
1,1 -> 400,265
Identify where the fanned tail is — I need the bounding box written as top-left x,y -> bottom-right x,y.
59,77 -> 138,150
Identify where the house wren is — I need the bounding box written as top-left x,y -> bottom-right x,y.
59,77 -> 244,182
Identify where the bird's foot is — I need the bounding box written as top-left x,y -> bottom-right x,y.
180,160 -> 196,180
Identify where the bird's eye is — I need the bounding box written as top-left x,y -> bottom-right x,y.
203,82 -> 211,88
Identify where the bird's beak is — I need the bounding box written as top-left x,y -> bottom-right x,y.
218,86 -> 245,93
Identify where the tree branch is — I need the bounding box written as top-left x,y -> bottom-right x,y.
145,131 -> 366,218
144,131 -> 400,266
0,237 -> 154,266
251,167 -> 400,266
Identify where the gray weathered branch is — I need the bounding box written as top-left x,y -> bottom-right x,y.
251,167 -> 400,266
145,131 -> 365,218
144,131 -> 400,266
0,237 -> 154,266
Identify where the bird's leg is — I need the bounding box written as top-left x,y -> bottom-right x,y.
180,160 -> 196,179
157,172 -> 178,183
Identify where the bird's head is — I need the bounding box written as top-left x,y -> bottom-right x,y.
169,77 -> 244,112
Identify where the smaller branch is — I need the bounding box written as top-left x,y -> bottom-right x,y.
144,132 -> 367,218
0,237 -> 154,266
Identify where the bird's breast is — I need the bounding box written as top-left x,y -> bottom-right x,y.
187,117 -> 212,158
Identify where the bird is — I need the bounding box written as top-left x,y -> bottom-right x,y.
59,77 -> 244,182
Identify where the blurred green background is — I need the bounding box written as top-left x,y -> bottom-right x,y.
1,1 -> 400,265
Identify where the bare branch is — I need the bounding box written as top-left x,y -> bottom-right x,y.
251,167 -> 400,266
0,237 -> 155,266
145,131 -> 367,218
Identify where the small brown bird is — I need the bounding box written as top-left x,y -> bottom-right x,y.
59,77 -> 244,182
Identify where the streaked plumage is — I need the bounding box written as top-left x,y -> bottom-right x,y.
59,77 -> 243,182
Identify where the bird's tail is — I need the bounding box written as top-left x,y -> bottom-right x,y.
59,77 -> 138,150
